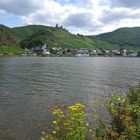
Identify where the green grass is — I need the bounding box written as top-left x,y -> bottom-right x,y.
0,46 -> 26,55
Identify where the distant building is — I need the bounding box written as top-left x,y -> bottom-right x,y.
137,51 -> 140,57
120,48 -> 124,56
55,24 -> 59,28
123,50 -> 127,56
75,54 -> 89,57
33,43 -> 50,55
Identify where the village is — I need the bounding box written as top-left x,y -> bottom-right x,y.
20,43 -> 139,57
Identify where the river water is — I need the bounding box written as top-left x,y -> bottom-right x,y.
0,57 -> 140,140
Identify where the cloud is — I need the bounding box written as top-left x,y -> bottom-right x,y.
0,0 -> 140,35
0,0 -> 41,15
63,13 -> 91,28
110,0 -> 140,8
100,8 -> 140,23
63,12 -> 100,28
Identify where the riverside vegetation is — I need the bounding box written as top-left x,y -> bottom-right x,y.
0,45 -> 26,55
40,82 -> 140,140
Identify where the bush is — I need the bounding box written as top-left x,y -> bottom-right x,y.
106,82 -> 140,140
40,82 -> 140,140
40,103 -> 93,140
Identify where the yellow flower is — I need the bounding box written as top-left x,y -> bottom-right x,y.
56,127 -> 60,130
41,138 -> 46,140
89,129 -> 92,132
41,131 -> 46,135
53,131 -> 56,134
52,121 -> 57,124
86,123 -> 89,127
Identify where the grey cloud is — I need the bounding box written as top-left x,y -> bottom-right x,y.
30,12 -> 61,26
63,12 -> 101,31
110,0 -> 140,8
64,13 -> 91,28
0,0 -> 39,15
100,9 -> 140,23
63,12 -> 104,34
100,10 -> 129,23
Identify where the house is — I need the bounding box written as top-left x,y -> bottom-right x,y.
123,50 -> 127,56
75,53 -> 90,57
33,43 -> 50,55
75,48 -> 90,57
112,50 -> 121,56
89,49 -> 97,56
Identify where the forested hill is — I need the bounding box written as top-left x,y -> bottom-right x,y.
97,27 -> 140,48
0,24 -> 140,50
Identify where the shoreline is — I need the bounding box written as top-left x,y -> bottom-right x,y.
0,55 -> 139,58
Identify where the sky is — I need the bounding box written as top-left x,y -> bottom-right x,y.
0,0 -> 140,35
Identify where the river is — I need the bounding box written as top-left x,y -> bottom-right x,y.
0,57 -> 140,140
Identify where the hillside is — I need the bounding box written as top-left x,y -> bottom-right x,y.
12,25 -> 52,41
1,24 -> 140,51
0,25 -> 26,55
20,27 -> 122,49
97,27 -> 140,48
87,36 -> 121,50
0,24 -> 53,44
0,24 -> 123,50
0,24 -> 17,46
20,27 -> 95,49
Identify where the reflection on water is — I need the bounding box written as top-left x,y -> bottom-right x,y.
0,57 -> 140,140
